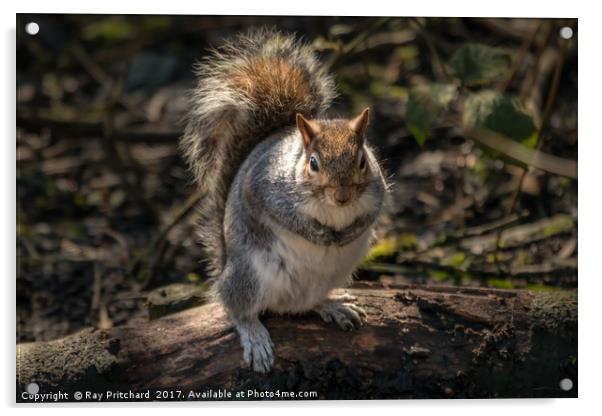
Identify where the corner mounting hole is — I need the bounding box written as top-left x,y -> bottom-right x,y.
26,382 -> 39,394
559,378 -> 573,391
559,26 -> 573,40
25,22 -> 39,35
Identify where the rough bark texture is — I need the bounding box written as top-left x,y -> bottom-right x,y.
16,284 -> 577,401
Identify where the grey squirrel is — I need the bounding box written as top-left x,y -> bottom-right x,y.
181,28 -> 387,373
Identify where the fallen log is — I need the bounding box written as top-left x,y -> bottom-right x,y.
16,284 -> 577,401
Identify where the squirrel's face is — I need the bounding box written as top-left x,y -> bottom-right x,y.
296,108 -> 372,207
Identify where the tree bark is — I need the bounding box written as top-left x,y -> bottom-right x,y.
16,284 -> 577,400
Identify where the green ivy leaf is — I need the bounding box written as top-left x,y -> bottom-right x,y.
463,90 -> 538,148
450,43 -> 513,86
406,83 -> 457,145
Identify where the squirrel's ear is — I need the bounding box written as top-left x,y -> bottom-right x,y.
349,107 -> 370,140
296,113 -> 319,148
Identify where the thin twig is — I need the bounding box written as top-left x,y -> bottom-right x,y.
411,17 -> 452,82
520,23 -> 554,104
538,32 -> 569,142
151,188 -> 206,252
17,113 -> 181,143
71,43 -> 145,118
142,188 -> 206,288
325,17 -> 392,72
498,21 -> 542,93
91,262 -> 111,329
464,211 -> 527,237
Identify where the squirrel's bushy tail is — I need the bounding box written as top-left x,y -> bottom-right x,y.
181,28 -> 336,276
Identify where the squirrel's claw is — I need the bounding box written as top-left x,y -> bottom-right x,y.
315,300 -> 367,331
335,293 -> 357,306
330,292 -> 358,303
344,302 -> 368,319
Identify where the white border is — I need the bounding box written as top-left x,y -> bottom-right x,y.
3,1 -> 599,414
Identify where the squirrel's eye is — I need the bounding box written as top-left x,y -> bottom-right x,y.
309,155 -> 319,173
359,154 -> 366,171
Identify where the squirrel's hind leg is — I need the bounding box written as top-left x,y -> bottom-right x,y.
216,260 -> 274,373
313,297 -> 367,331
232,316 -> 274,373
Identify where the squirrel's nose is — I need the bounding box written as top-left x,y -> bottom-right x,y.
334,186 -> 351,204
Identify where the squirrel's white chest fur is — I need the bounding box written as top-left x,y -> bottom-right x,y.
249,202 -> 375,314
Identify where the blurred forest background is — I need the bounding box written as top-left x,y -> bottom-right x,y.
17,15 -> 577,343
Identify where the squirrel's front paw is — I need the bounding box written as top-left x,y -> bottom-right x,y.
314,301 -> 367,331
235,319 -> 274,373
